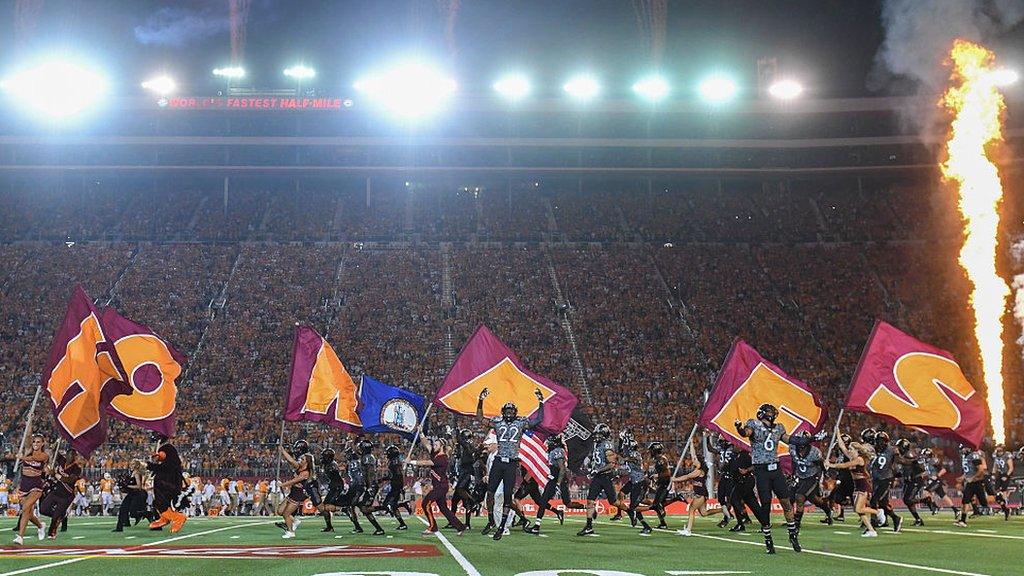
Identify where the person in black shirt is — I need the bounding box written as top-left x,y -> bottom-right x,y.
449,428 -> 480,530
317,448 -> 344,532
727,446 -> 765,544
375,444 -> 408,530
113,459 -> 147,532
39,450 -> 81,540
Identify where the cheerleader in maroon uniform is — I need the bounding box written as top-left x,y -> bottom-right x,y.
409,426 -> 466,536
13,433 -> 48,545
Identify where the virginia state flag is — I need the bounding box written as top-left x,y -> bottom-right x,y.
700,340 -> 828,463
101,308 -> 187,438
356,375 -> 426,440
845,321 -> 988,448
435,325 -> 577,436
40,286 -> 133,457
284,326 -> 361,432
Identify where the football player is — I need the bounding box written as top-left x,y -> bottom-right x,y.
955,445 -> 988,528
919,448 -> 956,516
824,433 -> 856,523
990,444 -> 1014,521
619,431 -> 653,534
317,448 -> 344,532
577,423 -> 619,537
526,434 -> 569,535
99,473 -> 114,516
375,444 -> 409,530
709,435 -> 745,529
868,431 -> 902,532
475,387 -> 546,540
647,441 -> 673,529
449,428 -> 480,529
788,430 -> 832,528
734,404 -> 821,553
39,450 -> 81,540
825,431 -> 880,537
672,436 -> 720,537
725,440 -> 761,534
276,439 -> 314,539
895,438 -> 926,526
341,440 -> 385,535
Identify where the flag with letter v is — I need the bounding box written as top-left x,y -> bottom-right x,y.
284,325 -> 362,432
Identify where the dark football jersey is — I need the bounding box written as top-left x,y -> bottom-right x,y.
745,419 -> 785,465
870,447 -> 896,480
961,451 -> 983,478
624,447 -> 646,483
346,458 -> 364,486
789,445 -> 823,479
386,459 -> 403,487
922,457 -> 939,478
323,461 -> 345,489
547,446 -> 565,467
360,454 -> 377,485
491,416 -> 531,460
992,452 -> 1012,475
590,439 -> 614,474
717,444 -> 737,478
900,452 -> 924,480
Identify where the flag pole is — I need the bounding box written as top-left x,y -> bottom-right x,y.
405,403 -> 433,463
824,408 -> 846,462
274,420 -> 286,480
671,421 -> 700,478
14,387 -> 43,474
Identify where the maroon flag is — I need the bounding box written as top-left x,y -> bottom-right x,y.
40,287 -> 132,457
699,340 -> 828,463
101,308 -> 187,438
435,325 -> 577,436
846,321 -> 988,448
284,326 -> 362,431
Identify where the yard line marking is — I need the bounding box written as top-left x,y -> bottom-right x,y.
666,572 -> 752,575
690,532 -> 991,576
975,529 -> 997,533
414,516 -> 481,576
124,536 -> 135,540
902,527 -> 1024,541
833,530 -> 851,535
0,520 -> 270,576
71,537 -> 83,540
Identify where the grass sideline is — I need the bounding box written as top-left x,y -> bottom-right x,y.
0,512 -> 1019,576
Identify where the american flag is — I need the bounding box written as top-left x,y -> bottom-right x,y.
486,429 -> 551,486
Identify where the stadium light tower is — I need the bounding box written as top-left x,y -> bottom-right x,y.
632,74 -> 670,102
768,78 -> 803,100
284,64 -> 316,81
698,73 -> 738,104
493,73 -> 532,101
563,74 -> 600,101
1,58 -> 108,119
354,60 -> 457,119
141,75 -> 176,96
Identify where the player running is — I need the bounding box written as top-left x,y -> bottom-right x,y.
734,403 -> 820,553
618,432 -> 653,534
526,434 -> 569,535
955,445 -> 988,528
646,441 -> 673,529
788,430 -> 832,528
375,444 -> 409,530
990,444 -> 1014,521
475,387 -> 546,540
919,448 -> 956,516
867,430 -> 902,532
895,438 -> 927,526
450,428 -> 480,530
577,423 -> 619,537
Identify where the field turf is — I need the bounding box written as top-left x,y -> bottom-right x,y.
0,511 -> 1019,576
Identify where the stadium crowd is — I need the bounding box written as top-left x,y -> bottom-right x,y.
1,177 -> 1022,479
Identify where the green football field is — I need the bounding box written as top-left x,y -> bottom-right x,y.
0,511 -> 1018,576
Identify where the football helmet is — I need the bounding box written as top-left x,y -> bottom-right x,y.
593,423 -> 611,440
756,403 -> 778,424
501,402 -> 518,422
292,439 -> 310,456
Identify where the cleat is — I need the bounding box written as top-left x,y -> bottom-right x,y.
576,526 -> 594,537
556,509 -> 565,525
275,521 -> 289,532
492,528 -> 504,541
765,539 -> 776,554
893,517 -> 903,533
717,518 -> 729,528
526,525 -> 540,535
729,523 -> 746,532
789,533 -> 801,552
657,523 -> 669,530
481,522 -> 494,536
913,519 -> 924,526
321,526 -> 334,533
456,529 -> 467,536
372,529 -> 385,536
640,526 -> 652,535
351,528 -> 364,534
396,525 -> 408,531
440,524 -> 453,530
610,513 -> 622,522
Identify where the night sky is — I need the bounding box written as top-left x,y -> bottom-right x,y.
0,0 -> 1021,99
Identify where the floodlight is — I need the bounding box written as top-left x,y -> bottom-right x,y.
768,79 -> 803,100
284,64 -> 316,80
1,59 -> 108,119
698,74 -> 737,103
563,74 -> 600,100
493,73 -> 532,101
141,75 -> 176,95
212,66 -> 245,79
632,74 -> 670,102
354,61 -> 457,119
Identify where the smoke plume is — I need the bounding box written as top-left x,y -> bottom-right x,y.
134,5 -> 230,47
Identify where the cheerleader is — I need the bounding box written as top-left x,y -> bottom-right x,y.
13,433 -> 48,545
276,440 -> 314,539
826,432 -> 881,537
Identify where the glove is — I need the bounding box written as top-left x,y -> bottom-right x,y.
813,430 -> 828,441
734,420 -> 745,433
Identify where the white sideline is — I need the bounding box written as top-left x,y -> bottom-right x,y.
902,527 -> 1024,541
689,532 -> 991,576
415,516 -> 481,576
0,520 -> 271,576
